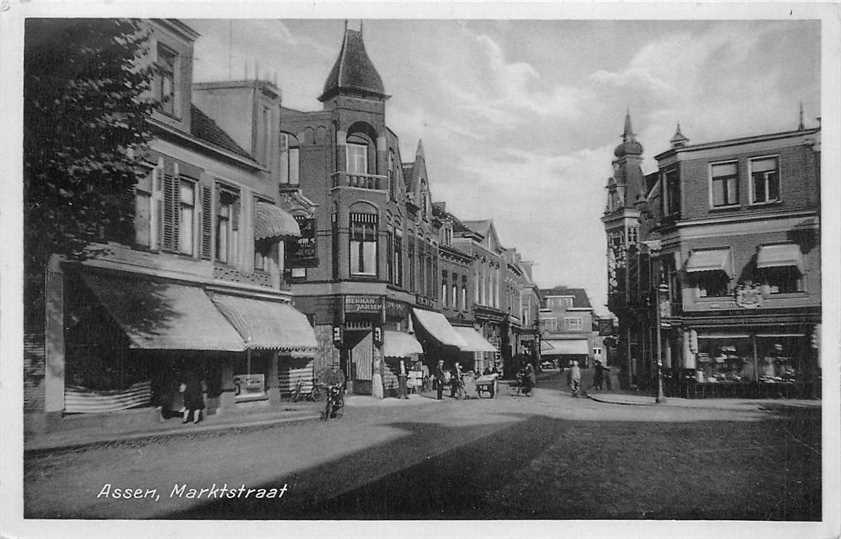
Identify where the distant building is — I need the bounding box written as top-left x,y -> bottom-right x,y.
538,287 -> 597,368
602,111 -> 821,397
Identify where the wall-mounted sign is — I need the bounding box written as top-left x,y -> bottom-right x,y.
735,282 -> 763,309
385,300 -> 409,320
344,295 -> 382,314
285,216 -> 318,268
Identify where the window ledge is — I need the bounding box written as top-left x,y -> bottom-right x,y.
748,200 -> 782,208
709,204 -> 740,212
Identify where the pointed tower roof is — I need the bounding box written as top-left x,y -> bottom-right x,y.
319,24 -> 387,102
614,109 -> 644,157
415,139 -> 425,158
670,122 -> 689,148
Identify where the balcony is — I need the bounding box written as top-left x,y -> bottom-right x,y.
331,171 -> 388,191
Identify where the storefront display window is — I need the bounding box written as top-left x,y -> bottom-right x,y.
233,353 -> 270,400
754,336 -> 805,383
695,337 -> 753,383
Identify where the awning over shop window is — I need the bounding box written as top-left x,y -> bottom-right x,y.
210,294 -> 317,352
254,201 -> 300,241
452,327 -> 497,352
383,330 -> 424,357
756,244 -> 803,273
412,308 -> 466,348
685,248 -> 732,277
80,272 -> 245,351
540,340 -> 555,352
541,339 -> 589,356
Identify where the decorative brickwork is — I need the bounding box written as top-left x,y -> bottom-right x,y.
213,264 -> 272,288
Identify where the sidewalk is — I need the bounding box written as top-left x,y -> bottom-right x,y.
586,390 -> 821,410
24,403 -> 321,455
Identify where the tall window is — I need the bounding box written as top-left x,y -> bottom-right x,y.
452,284 -> 458,309
442,280 -> 448,306
664,168 -> 681,217
280,133 -> 300,185
393,228 -> 403,286
388,150 -> 396,201
711,161 -> 739,207
347,143 -> 368,174
750,156 -> 780,204
155,44 -> 177,117
216,189 -> 239,264
178,180 -> 195,255
260,105 -> 271,165
350,213 -> 377,276
461,284 -> 467,310
408,235 -> 415,291
135,173 -> 153,248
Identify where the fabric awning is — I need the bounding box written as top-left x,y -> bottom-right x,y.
383,330 -> 424,357
541,339 -> 589,356
210,294 -> 317,352
540,340 -> 555,352
452,326 -> 497,352
80,272 -> 245,351
412,308 -> 466,348
685,248 -> 732,276
254,202 -> 300,241
756,244 -> 803,273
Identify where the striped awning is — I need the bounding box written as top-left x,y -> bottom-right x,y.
210,293 -> 317,352
452,326 -> 497,352
412,308 -> 466,348
757,244 -> 803,273
254,202 -> 300,241
80,272 -> 245,351
685,248 -> 733,277
383,330 -> 423,357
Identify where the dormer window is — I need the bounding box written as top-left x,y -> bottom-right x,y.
155,44 -> 179,117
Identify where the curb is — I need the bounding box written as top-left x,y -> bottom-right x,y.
586,393 -> 660,406
24,412 -> 321,456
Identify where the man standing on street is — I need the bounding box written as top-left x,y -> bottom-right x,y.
567,360 -> 581,397
398,357 -> 409,399
435,359 -> 446,400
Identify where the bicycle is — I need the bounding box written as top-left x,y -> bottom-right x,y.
321,384 -> 344,420
291,377 -> 323,402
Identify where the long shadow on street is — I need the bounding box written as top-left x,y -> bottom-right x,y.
164,404 -> 821,521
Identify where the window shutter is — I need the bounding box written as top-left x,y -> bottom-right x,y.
161,173 -> 179,251
200,185 -> 213,260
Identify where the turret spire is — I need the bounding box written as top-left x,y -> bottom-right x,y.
319,20 -> 387,102
798,101 -> 805,130
623,107 -> 634,142
614,109 -> 643,158
670,122 -> 689,148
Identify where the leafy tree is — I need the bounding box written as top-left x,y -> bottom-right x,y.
24,19 -> 155,324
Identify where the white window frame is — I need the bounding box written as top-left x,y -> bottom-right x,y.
541,317 -> 557,332
347,142 -> 368,175
564,317 -> 583,331
748,154 -> 781,206
178,179 -> 196,256
708,159 -> 740,209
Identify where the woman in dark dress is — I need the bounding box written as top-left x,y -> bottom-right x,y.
182,372 -> 205,424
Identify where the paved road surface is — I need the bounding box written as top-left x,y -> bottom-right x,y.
24,375 -> 821,520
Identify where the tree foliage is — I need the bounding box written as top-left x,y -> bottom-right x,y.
24,19 -> 155,322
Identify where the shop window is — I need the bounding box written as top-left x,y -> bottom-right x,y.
280,133 -> 300,185
755,337 -> 802,382
233,354 -> 269,401
216,188 -> 240,264
761,267 -> 802,294
696,338 -> 754,383
696,272 -> 730,298
155,44 -> 178,117
349,212 -> 377,276
711,161 -> 739,207
750,156 -> 780,204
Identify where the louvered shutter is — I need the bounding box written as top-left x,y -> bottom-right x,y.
200,185 -> 213,260
161,173 -> 179,251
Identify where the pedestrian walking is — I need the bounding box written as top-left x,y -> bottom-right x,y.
567,360 -> 581,397
181,371 -> 205,424
592,359 -> 605,392
398,357 -> 409,399
451,361 -> 464,398
435,359 -> 446,400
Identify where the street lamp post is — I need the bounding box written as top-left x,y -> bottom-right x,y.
654,282 -> 669,404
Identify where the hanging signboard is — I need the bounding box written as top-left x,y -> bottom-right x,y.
233,374 -> 266,399
285,216 -> 318,268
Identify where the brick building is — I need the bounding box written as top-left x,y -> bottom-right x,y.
603,111 -> 821,397
27,19 -> 316,432
538,287 -> 598,368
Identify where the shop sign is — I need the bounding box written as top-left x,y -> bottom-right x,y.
385,300 -> 409,320
415,294 -> 433,308
735,282 -> 763,309
285,216 -> 318,268
344,295 -> 382,314
233,374 -> 265,398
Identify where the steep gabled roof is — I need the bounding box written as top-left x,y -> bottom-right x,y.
190,104 -> 253,160
539,286 -> 592,309
319,27 -> 386,102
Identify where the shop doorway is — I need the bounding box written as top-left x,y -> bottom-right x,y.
344,330 -> 374,395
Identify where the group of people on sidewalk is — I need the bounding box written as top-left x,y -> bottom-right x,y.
431,359 -> 501,400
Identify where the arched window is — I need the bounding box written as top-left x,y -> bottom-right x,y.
346,123 -> 377,175
280,133 -> 300,185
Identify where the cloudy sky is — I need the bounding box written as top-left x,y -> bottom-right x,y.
187,19 -> 820,315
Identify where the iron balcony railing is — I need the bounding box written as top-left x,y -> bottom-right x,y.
331,171 -> 388,191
